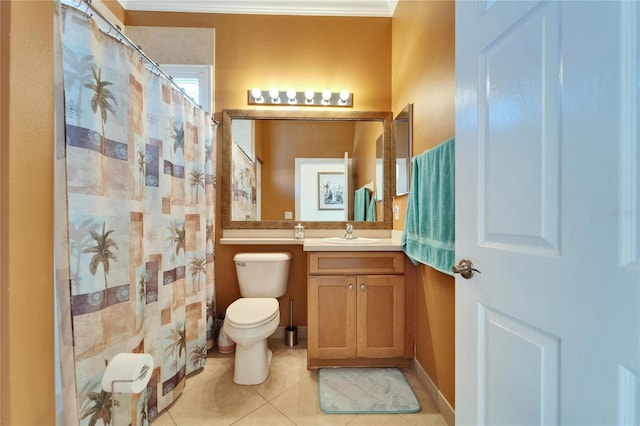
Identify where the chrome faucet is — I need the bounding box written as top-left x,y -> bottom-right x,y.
343,223 -> 356,239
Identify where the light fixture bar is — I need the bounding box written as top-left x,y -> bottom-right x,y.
248,89 -> 353,107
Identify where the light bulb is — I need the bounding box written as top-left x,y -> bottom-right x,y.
305,89 -> 315,103
251,87 -> 263,102
321,90 -> 332,105
287,89 -> 297,103
269,88 -> 280,103
339,90 -> 350,103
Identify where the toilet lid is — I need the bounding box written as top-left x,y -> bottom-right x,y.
226,298 -> 279,328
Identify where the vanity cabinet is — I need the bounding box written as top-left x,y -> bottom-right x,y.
307,252 -> 413,369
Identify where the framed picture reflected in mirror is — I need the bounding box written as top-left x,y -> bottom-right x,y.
318,172 -> 345,210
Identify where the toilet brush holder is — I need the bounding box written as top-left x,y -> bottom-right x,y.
285,326 -> 298,347
285,299 -> 298,347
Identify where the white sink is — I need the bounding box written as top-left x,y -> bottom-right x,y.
322,237 -> 380,244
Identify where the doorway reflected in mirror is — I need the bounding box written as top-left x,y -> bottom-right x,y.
394,104 -> 413,196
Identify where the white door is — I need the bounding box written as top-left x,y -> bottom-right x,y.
344,152 -> 350,221
455,1 -> 640,425
256,159 -> 262,220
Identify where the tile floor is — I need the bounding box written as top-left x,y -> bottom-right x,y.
153,339 -> 448,426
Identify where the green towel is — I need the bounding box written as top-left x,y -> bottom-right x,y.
366,194 -> 377,222
354,187 -> 369,221
401,137 -> 455,275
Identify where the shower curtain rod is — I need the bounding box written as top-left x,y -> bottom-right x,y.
73,0 -> 220,127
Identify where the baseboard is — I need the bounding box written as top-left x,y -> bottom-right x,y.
272,325 -> 307,339
412,359 -> 455,426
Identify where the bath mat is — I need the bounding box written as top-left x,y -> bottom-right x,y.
317,367 -> 421,414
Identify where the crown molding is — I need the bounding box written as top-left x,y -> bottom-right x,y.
116,0 -> 397,17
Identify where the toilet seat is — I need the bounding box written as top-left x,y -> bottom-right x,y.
226,298 -> 279,329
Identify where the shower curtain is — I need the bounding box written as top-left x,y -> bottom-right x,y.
231,142 -> 257,220
54,4 -> 216,425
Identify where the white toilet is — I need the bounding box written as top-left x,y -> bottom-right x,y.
223,252 -> 291,385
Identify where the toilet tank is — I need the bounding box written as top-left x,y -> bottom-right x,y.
234,252 -> 292,298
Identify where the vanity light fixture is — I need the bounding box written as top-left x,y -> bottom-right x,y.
248,88 -> 353,107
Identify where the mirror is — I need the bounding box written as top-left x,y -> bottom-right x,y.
393,103 -> 413,195
222,109 -> 393,229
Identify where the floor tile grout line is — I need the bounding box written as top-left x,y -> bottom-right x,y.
254,371 -> 308,403
266,400 -> 299,426
227,398 -> 272,426
164,406 -> 179,426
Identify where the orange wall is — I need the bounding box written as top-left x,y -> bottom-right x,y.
352,120 -> 381,189
125,11 -> 392,327
260,121 -> 355,221
392,0 -> 456,408
1,1 -> 56,424
125,12 -> 391,113
0,2 -> 7,421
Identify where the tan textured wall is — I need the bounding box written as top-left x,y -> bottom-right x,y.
102,0 -> 125,26
1,1 -> 55,423
124,26 -> 215,67
391,0 -> 456,407
125,11 -> 392,326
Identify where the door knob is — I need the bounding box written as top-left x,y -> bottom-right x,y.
360,284 -> 367,291
452,259 -> 480,279
348,284 -> 354,291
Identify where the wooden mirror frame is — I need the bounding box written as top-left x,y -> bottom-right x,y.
221,109 -> 394,229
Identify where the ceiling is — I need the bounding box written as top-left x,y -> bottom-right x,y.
116,0 -> 399,17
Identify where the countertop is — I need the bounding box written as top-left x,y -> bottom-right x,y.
219,232 -> 403,252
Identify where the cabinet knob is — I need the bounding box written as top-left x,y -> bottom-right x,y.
360,284 -> 367,291
348,284 -> 354,291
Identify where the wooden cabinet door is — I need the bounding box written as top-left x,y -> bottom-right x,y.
356,275 -> 405,358
308,275 -> 357,360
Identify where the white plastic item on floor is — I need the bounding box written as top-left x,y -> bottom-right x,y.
217,327 -> 235,353
101,353 -> 154,393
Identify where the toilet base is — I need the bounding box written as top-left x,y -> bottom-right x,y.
232,339 -> 273,385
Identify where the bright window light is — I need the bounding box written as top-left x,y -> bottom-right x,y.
161,64 -> 213,113
172,78 -> 200,104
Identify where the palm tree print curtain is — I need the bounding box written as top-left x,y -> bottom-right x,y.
231,143 -> 257,220
55,5 -> 216,424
